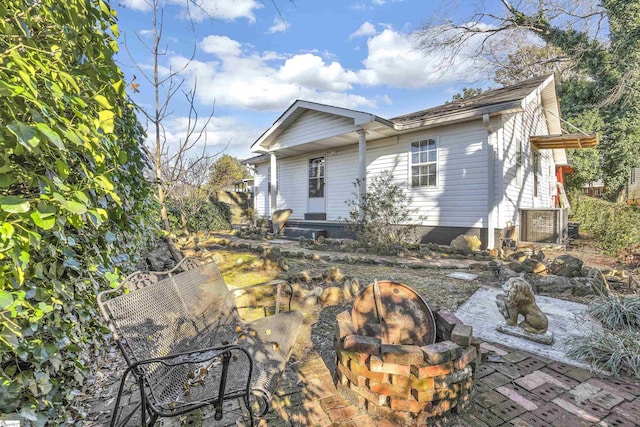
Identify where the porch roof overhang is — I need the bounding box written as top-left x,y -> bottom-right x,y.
530,133 -> 599,150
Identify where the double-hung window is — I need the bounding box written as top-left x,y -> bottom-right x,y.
411,138 -> 438,187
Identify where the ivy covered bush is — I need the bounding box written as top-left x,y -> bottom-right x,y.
167,196 -> 232,233
0,1 -> 154,424
569,193 -> 640,256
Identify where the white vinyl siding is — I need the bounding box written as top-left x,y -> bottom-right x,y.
368,121 -> 489,228
326,147 -> 359,220
500,95 -> 555,228
254,163 -> 270,216
272,110 -> 358,150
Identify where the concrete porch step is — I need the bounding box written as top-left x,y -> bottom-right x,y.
283,227 -> 327,240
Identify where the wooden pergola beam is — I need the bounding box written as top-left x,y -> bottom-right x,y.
530,133 -> 598,150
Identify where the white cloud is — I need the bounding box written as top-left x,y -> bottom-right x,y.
200,35 -> 242,57
277,54 -> 358,91
350,22 -> 377,39
120,0 -> 151,11
171,37 -> 377,111
358,28 -> 485,88
167,25 -> 488,113
146,114 -> 262,159
171,0 -> 262,22
121,0 -> 262,22
268,18 -> 291,34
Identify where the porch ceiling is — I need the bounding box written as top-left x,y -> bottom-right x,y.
530,133 -> 598,150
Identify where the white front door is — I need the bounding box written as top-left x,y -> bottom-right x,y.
307,156 -> 325,213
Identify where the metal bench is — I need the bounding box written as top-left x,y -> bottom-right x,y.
97,257 -> 303,426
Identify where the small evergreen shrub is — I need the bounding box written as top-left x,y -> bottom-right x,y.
567,294 -> 640,377
345,171 -> 425,255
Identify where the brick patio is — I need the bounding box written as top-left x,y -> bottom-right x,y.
90,337 -> 640,426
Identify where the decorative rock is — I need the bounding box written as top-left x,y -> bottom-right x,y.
304,295 -> 318,306
298,270 -> 312,283
271,208 -> 292,235
533,250 -> 545,261
521,258 -> 547,274
450,234 -> 482,252
327,266 -> 344,282
548,254 -> 583,277
508,261 -> 525,273
531,275 -> 574,294
321,286 -> 344,305
498,267 -> 519,282
587,268 -> 610,296
291,283 -> 308,298
571,278 -> 599,297
210,252 -> 225,265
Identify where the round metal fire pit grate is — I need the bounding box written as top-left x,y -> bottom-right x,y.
351,280 -> 436,346
334,281 -> 481,424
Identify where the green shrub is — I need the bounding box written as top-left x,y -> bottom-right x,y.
345,171 -> 424,255
0,1 -> 154,423
569,192 -> 640,255
167,198 -> 231,233
567,329 -> 640,377
567,294 -> 640,377
588,294 -> 640,330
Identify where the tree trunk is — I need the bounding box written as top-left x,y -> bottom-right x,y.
164,235 -> 183,263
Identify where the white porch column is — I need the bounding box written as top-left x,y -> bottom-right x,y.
270,152 -> 277,215
483,113 -> 496,250
357,129 -> 367,221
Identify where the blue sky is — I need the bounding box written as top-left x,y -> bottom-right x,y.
114,0 -> 500,159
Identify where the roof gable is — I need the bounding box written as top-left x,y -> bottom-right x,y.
250,100 -> 392,152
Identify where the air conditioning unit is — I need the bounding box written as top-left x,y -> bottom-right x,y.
519,208 -> 568,243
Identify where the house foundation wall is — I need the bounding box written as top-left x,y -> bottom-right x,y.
283,220 -> 502,249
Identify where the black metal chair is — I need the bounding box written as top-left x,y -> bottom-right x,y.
97,257 -> 303,426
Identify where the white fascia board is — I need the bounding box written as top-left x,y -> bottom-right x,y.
392,101 -> 523,132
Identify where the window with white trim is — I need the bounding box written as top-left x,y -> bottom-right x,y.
410,138 -> 438,187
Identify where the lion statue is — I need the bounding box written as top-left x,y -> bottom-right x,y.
495,277 -> 548,334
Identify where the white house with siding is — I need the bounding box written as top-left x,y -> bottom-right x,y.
244,75 -> 597,248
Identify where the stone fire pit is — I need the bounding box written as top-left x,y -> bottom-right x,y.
334,281 -> 482,424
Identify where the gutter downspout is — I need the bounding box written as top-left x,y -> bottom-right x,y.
483,114 -> 496,250
357,129 -> 367,221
